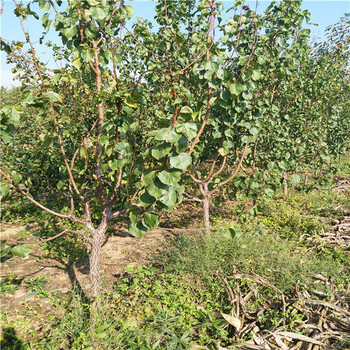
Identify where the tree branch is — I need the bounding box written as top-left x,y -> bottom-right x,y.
0,169 -> 84,223
215,144 -> 248,190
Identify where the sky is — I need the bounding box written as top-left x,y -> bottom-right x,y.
1,0 -> 349,88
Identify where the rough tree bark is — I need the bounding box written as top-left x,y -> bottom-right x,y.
200,183 -> 211,234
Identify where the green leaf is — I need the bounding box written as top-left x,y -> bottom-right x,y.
41,12 -> 52,32
11,172 -> 22,185
142,171 -> 156,186
183,123 -> 198,140
124,263 -> 135,273
289,174 -> 301,183
267,162 -> 275,171
223,224 -> 242,239
125,95 -> 137,108
229,82 -> 244,96
99,134 -> 109,146
241,135 -> 255,144
39,1 -> 51,11
72,58 -> 83,71
52,73 -> 61,84
91,6 -> 108,21
204,61 -> 212,70
124,5 -> 134,18
129,222 -> 148,238
221,90 -> 231,101
250,182 -> 260,190
140,192 -> 155,207
147,180 -> 166,199
155,128 -> 181,143
264,188 -> 275,197
169,153 -> 192,170
0,184 -> 10,197
62,25 -> 78,39
252,69 -> 263,81
11,244 -> 32,258
159,187 -> 177,207
57,180 -> 65,190
180,106 -> 193,114
0,243 -> 11,258
87,0 -> 100,5
151,144 -> 172,160
9,106 -> 21,128
129,210 -> 140,224
278,161 -> 286,170
142,213 -> 159,229
116,142 -> 131,156
249,127 -> 259,136
108,160 -> 118,171
93,332 -> 107,339
82,49 -> 94,62
218,148 -> 228,156
242,91 -> 253,100
176,137 -> 189,153
158,169 -> 181,186
44,91 -> 61,102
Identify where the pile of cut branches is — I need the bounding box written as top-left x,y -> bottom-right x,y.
215,269 -> 350,350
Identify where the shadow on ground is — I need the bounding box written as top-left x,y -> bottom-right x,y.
1,326 -> 26,350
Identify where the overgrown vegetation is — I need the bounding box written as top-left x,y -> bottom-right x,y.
1,165 -> 349,348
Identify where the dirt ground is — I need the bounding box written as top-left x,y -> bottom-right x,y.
1,226 -> 184,310
0,221 -> 183,342
0,202 -> 207,330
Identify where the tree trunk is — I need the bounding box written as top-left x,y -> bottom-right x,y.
90,236 -> 102,303
283,173 -> 288,196
200,183 -> 211,234
304,173 -> 308,186
203,196 -> 211,234
89,226 -> 105,333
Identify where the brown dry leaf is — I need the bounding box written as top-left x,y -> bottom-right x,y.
228,342 -> 269,349
304,299 -> 350,317
221,312 -> 241,330
265,331 -> 289,350
276,331 -> 336,349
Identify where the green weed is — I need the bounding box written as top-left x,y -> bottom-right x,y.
25,275 -> 48,292
0,273 -> 23,296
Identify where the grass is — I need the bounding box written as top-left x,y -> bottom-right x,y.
1,157 -> 349,349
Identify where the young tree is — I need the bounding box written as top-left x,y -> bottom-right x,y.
142,0 -> 315,231
0,0 -> 189,321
